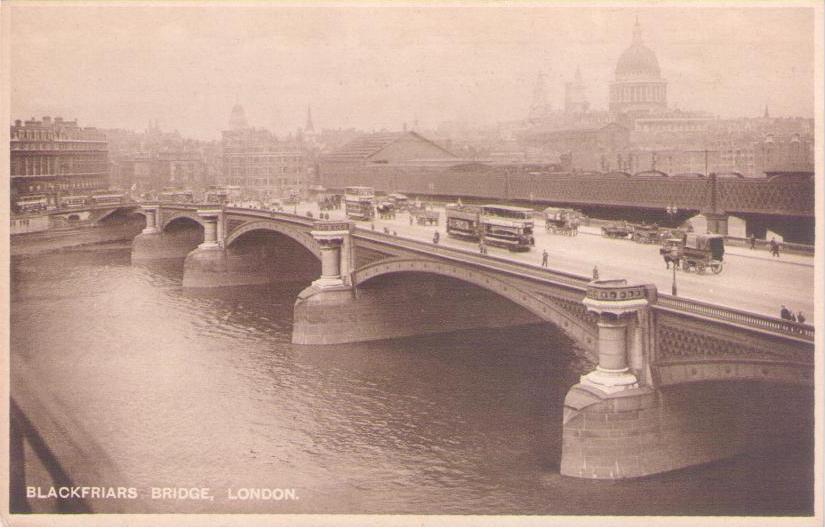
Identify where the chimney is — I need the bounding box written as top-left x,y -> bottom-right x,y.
43,116 -> 52,125
55,117 -> 64,123
14,120 -> 21,127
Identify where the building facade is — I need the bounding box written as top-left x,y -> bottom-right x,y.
220,105 -> 310,198
107,123 -> 212,192
10,116 -> 109,209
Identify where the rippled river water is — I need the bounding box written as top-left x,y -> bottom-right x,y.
10,235 -> 813,516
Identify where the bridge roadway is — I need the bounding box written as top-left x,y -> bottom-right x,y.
296,202 -> 814,319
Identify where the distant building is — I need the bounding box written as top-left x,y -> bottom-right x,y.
319,130 -> 459,189
609,18 -> 668,119
106,122 -> 209,192
10,116 -> 109,208
564,67 -> 590,115
519,122 -> 631,172
220,104 -> 310,197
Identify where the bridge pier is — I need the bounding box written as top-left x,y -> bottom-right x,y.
702,211 -> 729,236
560,279 -> 665,479
559,280 -> 811,480
132,203 -> 201,262
181,209 -> 231,288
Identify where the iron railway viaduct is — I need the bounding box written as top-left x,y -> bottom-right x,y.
321,166 -> 816,243
127,202 -> 814,480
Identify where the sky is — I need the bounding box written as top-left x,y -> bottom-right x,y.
6,3 -> 817,140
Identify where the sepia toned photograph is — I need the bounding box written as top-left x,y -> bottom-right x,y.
2,1 -> 822,524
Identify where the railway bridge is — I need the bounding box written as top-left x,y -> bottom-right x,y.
322,166 -> 816,243
132,202 -> 815,480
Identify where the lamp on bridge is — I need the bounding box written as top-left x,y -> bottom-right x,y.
670,246 -> 679,296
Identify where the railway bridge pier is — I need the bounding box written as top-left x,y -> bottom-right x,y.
131,202 -> 815,480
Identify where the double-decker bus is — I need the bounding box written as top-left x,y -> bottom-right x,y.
15,195 -> 49,214
344,186 -> 375,220
446,203 -> 535,251
90,192 -> 125,206
159,188 -> 194,203
59,195 -> 89,209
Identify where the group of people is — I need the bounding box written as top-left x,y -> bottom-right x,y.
780,305 -> 806,324
748,234 -> 782,258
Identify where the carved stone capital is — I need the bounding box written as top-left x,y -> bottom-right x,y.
310,229 -> 349,249
583,279 -> 655,320
196,209 -> 222,221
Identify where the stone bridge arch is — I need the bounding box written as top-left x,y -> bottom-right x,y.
224,220 -> 321,259
352,256 -> 598,355
161,211 -> 205,231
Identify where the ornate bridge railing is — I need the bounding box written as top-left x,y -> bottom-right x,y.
353,228 -> 592,292
654,294 -> 814,342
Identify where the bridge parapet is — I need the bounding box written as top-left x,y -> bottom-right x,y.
654,294 -> 814,342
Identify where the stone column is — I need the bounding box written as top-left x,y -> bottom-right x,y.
197,209 -> 222,249
141,204 -> 160,235
216,211 -> 225,248
579,279 -> 654,394
310,221 -> 352,290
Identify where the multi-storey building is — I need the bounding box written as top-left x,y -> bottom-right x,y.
106,123 -> 212,192
10,116 -> 109,208
220,104 -> 310,198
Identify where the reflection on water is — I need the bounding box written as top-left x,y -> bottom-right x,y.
10,243 -> 813,515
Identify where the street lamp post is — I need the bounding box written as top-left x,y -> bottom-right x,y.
670,247 -> 679,296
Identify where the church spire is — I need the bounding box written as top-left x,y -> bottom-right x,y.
305,105 -> 314,132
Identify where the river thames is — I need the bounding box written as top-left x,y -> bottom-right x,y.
10,233 -> 813,515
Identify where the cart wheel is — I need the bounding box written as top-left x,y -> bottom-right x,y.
696,262 -> 706,274
711,262 -> 723,274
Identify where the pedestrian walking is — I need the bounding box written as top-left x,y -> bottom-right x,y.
797,311 -> 806,324
409,214 -> 414,226
780,305 -> 792,320
541,249 -> 549,268
592,265 -> 599,280
748,234 -> 756,250
770,237 -> 780,258
433,231 -> 440,245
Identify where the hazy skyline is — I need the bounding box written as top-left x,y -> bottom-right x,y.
7,3 -> 816,140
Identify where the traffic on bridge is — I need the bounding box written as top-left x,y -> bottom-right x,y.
242,192 -> 814,320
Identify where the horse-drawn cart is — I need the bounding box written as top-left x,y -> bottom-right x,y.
660,233 -> 725,274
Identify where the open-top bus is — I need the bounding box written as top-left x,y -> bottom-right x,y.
344,186 -> 375,220
446,203 -> 535,251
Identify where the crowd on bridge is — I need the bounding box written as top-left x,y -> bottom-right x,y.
780,305 -> 806,324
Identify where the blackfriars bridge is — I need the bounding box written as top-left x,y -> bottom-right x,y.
130,202 -> 815,480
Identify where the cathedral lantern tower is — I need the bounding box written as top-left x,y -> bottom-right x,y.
229,103 -> 248,130
565,67 -> 590,114
609,18 -> 667,118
